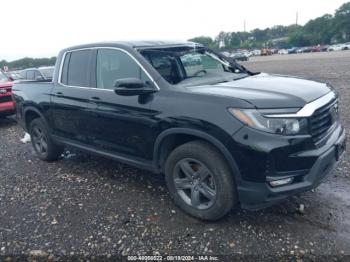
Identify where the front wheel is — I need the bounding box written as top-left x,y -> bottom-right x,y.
165,140 -> 237,220
29,118 -> 64,161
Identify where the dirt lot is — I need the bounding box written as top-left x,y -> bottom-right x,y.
1,51 -> 350,260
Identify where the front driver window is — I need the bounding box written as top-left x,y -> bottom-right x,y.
97,49 -> 146,89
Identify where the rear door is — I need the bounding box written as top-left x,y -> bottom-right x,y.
49,49 -> 97,144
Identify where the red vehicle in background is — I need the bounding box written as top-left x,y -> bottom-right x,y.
0,70 -> 15,117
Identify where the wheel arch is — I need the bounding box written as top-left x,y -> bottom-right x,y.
23,107 -> 49,131
153,128 -> 242,182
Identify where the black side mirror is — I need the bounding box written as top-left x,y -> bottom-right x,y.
113,78 -> 157,96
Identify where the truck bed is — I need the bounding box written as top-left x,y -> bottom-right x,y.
12,80 -> 55,130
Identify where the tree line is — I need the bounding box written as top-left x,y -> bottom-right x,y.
0,57 -> 56,71
189,2 -> 350,50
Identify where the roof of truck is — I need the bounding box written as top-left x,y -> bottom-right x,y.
64,41 -> 204,51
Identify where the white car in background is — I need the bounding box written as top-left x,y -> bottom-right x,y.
278,49 -> 289,55
243,51 -> 253,57
342,42 -> 350,50
328,44 -> 344,51
251,49 -> 261,56
221,51 -> 231,57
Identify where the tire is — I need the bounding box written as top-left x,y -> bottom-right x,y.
165,140 -> 237,220
29,118 -> 64,161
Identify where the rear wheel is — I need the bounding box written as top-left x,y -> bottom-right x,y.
29,118 -> 64,161
165,140 -> 237,220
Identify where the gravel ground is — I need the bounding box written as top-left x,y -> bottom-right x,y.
1,51 -> 350,261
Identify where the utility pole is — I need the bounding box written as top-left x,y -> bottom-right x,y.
244,19 -> 246,32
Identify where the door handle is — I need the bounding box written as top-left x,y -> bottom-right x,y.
56,92 -> 63,97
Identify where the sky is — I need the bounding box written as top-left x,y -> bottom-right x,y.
1,0 -> 348,61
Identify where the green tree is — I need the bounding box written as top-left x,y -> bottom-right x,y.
333,2 -> 350,41
189,1 -> 350,49
188,36 -> 216,48
0,57 -> 56,71
303,14 -> 333,44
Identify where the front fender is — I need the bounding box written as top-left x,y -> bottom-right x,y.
152,127 -> 243,183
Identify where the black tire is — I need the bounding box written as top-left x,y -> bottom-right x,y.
165,140 -> 237,220
29,118 -> 64,161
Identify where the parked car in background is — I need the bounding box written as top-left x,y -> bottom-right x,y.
278,49 -> 288,55
261,48 -> 272,56
230,52 -> 249,61
288,47 -> 298,54
310,45 -> 322,52
270,49 -> 279,54
243,51 -> 253,58
252,49 -> 261,56
342,42 -> 350,50
327,44 -> 344,52
320,45 -> 329,52
297,47 -> 313,53
20,66 -> 54,81
13,41 -> 346,220
221,51 -> 231,57
0,70 -> 15,117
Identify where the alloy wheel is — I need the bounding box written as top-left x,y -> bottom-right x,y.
31,125 -> 48,155
174,158 -> 217,209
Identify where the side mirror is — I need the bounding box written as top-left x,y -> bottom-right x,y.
8,76 -> 14,82
113,78 -> 157,96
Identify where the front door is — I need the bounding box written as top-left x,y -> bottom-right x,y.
86,48 -> 158,159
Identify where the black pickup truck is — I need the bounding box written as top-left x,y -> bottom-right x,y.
13,41 -> 346,220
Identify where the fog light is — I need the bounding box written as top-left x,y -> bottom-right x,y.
269,177 -> 294,187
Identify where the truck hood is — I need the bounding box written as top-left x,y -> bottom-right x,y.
187,73 -> 331,108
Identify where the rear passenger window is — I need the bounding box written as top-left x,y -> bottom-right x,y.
61,50 -> 93,87
96,49 -> 148,89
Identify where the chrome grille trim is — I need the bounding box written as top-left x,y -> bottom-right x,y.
265,92 -> 336,118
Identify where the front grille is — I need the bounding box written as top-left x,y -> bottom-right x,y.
309,98 -> 338,143
0,95 -> 12,103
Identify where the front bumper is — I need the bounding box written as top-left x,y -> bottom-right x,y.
230,124 -> 346,210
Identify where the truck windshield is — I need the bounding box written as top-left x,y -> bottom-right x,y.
141,48 -> 247,85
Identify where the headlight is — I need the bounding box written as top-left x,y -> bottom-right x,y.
229,108 -> 308,135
